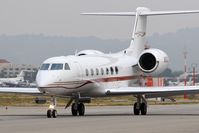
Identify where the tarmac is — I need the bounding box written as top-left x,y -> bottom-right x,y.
1,104 -> 199,133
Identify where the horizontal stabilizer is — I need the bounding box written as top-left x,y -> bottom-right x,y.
81,12 -> 136,16
81,10 -> 199,16
142,10 -> 199,16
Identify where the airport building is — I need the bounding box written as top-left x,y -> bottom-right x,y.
0,59 -> 38,81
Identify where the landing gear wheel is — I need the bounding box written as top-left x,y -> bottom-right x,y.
71,103 -> 78,116
52,109 -> 58,118
133,102 -> 140,115
140,103 -> 147,115
78,103 -> 85,116
47,109 -> 52,118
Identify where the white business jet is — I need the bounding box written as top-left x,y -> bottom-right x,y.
0,71 -> 25,87
1,7 -> 199,118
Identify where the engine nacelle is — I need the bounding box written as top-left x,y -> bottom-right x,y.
138,48 -> 169,75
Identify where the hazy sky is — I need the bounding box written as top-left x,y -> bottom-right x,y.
0,0 -> 199,39
0,0 -> 198,71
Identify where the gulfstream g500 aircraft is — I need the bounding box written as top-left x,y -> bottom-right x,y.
1,7 -> 199,118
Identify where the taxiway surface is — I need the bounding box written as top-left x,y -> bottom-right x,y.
1,104 -> 199,133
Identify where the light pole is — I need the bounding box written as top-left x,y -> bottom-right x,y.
191,63 -> 197,86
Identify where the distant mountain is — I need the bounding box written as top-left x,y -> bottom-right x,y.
0,34 -> 129,65
0,27 -> 199,70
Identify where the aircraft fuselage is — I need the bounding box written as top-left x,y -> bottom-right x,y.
36,52 -> 139,97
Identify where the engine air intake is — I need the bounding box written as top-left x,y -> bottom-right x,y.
139,53 -> 156,71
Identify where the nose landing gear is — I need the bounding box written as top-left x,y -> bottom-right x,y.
47,108 -> 57,118
47,97 -> 58,118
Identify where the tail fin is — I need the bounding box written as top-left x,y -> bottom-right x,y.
17,70 -> 25,78
81,7 -> 199,57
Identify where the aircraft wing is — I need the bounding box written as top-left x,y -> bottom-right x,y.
105,86 -> 199,98
0,87 -> 41,95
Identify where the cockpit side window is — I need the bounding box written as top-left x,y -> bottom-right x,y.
50,63 -> 63,70
65,63 -> 70,70
40,64 -> 50,70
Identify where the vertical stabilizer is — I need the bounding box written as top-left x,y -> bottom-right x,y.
81,7 -> 199,57
126,7 -> 150,57
17,70 -> 25,78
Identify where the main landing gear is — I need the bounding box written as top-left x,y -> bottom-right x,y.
71,102 -> 85,116
133,95 -> 147,115
47,97 -> 58,118
66,93 -> 90,116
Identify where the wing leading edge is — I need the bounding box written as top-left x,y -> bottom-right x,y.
106,86 -> 199,97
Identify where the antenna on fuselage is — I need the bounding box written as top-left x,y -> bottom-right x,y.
75,49 -> 78,55
81,7 -> 199,57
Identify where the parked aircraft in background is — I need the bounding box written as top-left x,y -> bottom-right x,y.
1,7 -> 199,118
168,72 -> 199,86
0,71 -> 27,87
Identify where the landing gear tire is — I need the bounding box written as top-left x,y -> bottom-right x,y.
133,102 -> 140,115
71,103 -> 78,116
140,103 -> 147,115
71,103 -> 85,116
52,109 -> 58,118
47,109 -> 52,118
78,103 -> 85,116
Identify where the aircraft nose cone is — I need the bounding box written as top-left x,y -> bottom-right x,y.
36,78 -> 49,87
36,72 -> 52,87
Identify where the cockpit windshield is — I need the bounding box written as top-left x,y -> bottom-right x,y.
65,63 -> 70,70
40,63 -> 50,70
50,63 -> 63,70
